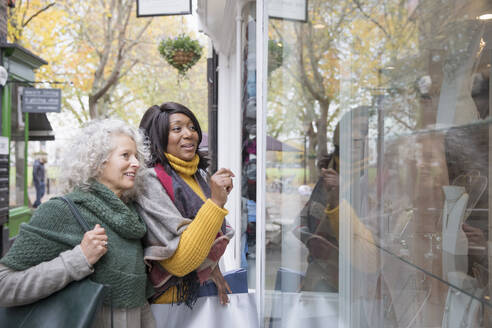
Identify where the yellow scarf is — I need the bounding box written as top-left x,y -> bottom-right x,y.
164,153 -> 205,200
164,153 -> 199,176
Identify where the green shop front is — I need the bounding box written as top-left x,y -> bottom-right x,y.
0,43 -> 55,255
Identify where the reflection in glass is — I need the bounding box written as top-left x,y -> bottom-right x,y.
263,0 -> 491,327
241,2 -> 258,290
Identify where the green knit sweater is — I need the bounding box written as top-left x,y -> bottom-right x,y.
1,181 -> 151,308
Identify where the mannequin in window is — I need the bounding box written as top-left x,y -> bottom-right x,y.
436,20 -> 484,126
444,121 -> 489,279
441,185 -> 469,276
441,122 -> 489,328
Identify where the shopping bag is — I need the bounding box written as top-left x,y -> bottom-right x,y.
152,268 -> 258,328
0,278 -> 107,328
0,196 -> 108,328
198,268 -> 248,296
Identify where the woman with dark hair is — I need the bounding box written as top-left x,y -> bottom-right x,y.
136,102 -> 235,307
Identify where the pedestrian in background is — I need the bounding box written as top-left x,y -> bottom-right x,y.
137,102 -> 235,308
32,155 -> 47,208
0,119 -> 156,328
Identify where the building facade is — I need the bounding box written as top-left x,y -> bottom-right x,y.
0,3 -> 54,255
197,0 -> 492,327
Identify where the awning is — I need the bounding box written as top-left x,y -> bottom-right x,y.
28,113 -> 55,141
196,0 -> 236,56
0,43 -> 48,82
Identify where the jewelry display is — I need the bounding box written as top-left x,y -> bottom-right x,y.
404,284 -> 432,328
452,171 -> 488,220
381,261 -> 431,328
385,207 -> 414,257
441,185 -> 469,275
440,170 -> 488,327
424,233 -> 441,260
442,272 -> 483,328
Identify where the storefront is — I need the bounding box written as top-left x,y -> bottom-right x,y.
197,0 -> 492,327
0,43 -> 54,255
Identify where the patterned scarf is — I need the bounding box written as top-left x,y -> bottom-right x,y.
148,154 -> 232,307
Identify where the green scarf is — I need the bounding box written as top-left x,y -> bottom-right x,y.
1,181 -> 151,308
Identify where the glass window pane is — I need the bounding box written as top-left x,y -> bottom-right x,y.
264,0 -> 346,325
242,2 -> 258,289
263,0 -> 491,327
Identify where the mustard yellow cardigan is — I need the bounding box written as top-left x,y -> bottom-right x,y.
155,154 -> 227,303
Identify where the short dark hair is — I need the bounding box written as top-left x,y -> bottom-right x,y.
139,102 -> 208,169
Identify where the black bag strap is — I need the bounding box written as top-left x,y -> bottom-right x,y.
58,196 -> 114,328
59,196 -> 91,232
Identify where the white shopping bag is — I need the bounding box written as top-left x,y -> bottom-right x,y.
152,293 -> 259,328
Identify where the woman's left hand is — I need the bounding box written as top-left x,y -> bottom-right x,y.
210,265 -> 232,305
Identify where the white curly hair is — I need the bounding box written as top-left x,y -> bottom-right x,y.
59,119 -> 149,200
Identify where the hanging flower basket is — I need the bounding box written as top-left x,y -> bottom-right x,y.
159,34 -> 203,76
173,50 -> 195,65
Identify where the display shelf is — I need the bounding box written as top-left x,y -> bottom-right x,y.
366,233 -> 492,308
382,116 -> 492,142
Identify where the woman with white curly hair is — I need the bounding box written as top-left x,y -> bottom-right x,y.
0,119 -> 156,328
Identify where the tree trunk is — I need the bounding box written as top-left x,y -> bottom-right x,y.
308,126 -> 318,183
316,101 -> 329,163
88,95 -> 98,119
83,0 -> 151,119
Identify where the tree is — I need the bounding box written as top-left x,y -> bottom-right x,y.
10,0 -> 209,126
268,0 -> 358,181
7,0 -> 56,43
267,0 -> 425,183
59,0 -> 153,119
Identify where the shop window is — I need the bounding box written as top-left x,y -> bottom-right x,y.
241,2 -> 258,288
261,0 -> 491,327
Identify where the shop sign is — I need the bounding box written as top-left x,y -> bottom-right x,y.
268,0 -> 308,22
21,88 -> 61,113
136,0 -> 191,17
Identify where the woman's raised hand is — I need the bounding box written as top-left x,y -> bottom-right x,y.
80,224 -> 108,266
321,168 -> 339,189
210,168 -> 235,208
321,168 -> 340,208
